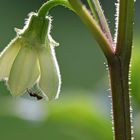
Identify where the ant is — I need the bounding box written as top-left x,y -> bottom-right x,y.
27,89 -> 43,100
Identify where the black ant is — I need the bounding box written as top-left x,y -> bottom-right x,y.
27,89 -> 43,100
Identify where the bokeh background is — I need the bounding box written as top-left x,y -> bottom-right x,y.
0,0 -> 139,139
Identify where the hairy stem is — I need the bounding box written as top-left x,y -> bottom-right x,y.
87,0 -> 113,44
108,54 -> 132,140
38,0 -> 74,17
110,0 -> 134,139
87,0 -> 99,22
68,0 -> 114,61
116,0 -> 134,55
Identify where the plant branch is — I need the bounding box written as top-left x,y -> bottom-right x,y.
108,55 -> 132,140
116,0 -> 134,55
109,0 -> 134,140
38,0 -> 74,17
87,0 -> 113,44
87,0 -> 99,22
68,0 -> 114,61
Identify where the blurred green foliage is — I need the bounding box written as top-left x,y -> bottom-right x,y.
0,96 -> 112,140
131,38 -> 140,107
0,0 -> 140,140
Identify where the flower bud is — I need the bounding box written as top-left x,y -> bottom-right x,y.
0,13 -> 61,100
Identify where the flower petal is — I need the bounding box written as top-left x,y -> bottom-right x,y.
0,38 -> 21,80
8,46 -> 39,96
38,47 -> 61,100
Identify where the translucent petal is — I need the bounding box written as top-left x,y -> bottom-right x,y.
0,38 -> 21,80
38,47 -> 61,100
8,47 -> 39,96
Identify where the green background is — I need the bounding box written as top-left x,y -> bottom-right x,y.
0,0 -> 140,139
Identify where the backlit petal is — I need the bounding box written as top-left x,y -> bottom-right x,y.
8,46 -> 39,96
38,46 -> 61,100
0,38 -> 21,80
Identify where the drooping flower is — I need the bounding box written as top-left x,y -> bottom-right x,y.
0,13 -> 61,100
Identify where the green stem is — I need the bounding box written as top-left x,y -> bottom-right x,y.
108,55 -> 132,140
87,0 -> 113,44
87,0 -> 99,22
116,0 -> 134,55
38,0 -> 74,17
110,0 -> 134,139
68,0 -> 114,61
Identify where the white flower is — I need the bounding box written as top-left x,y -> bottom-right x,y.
0,13 -> 61,100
